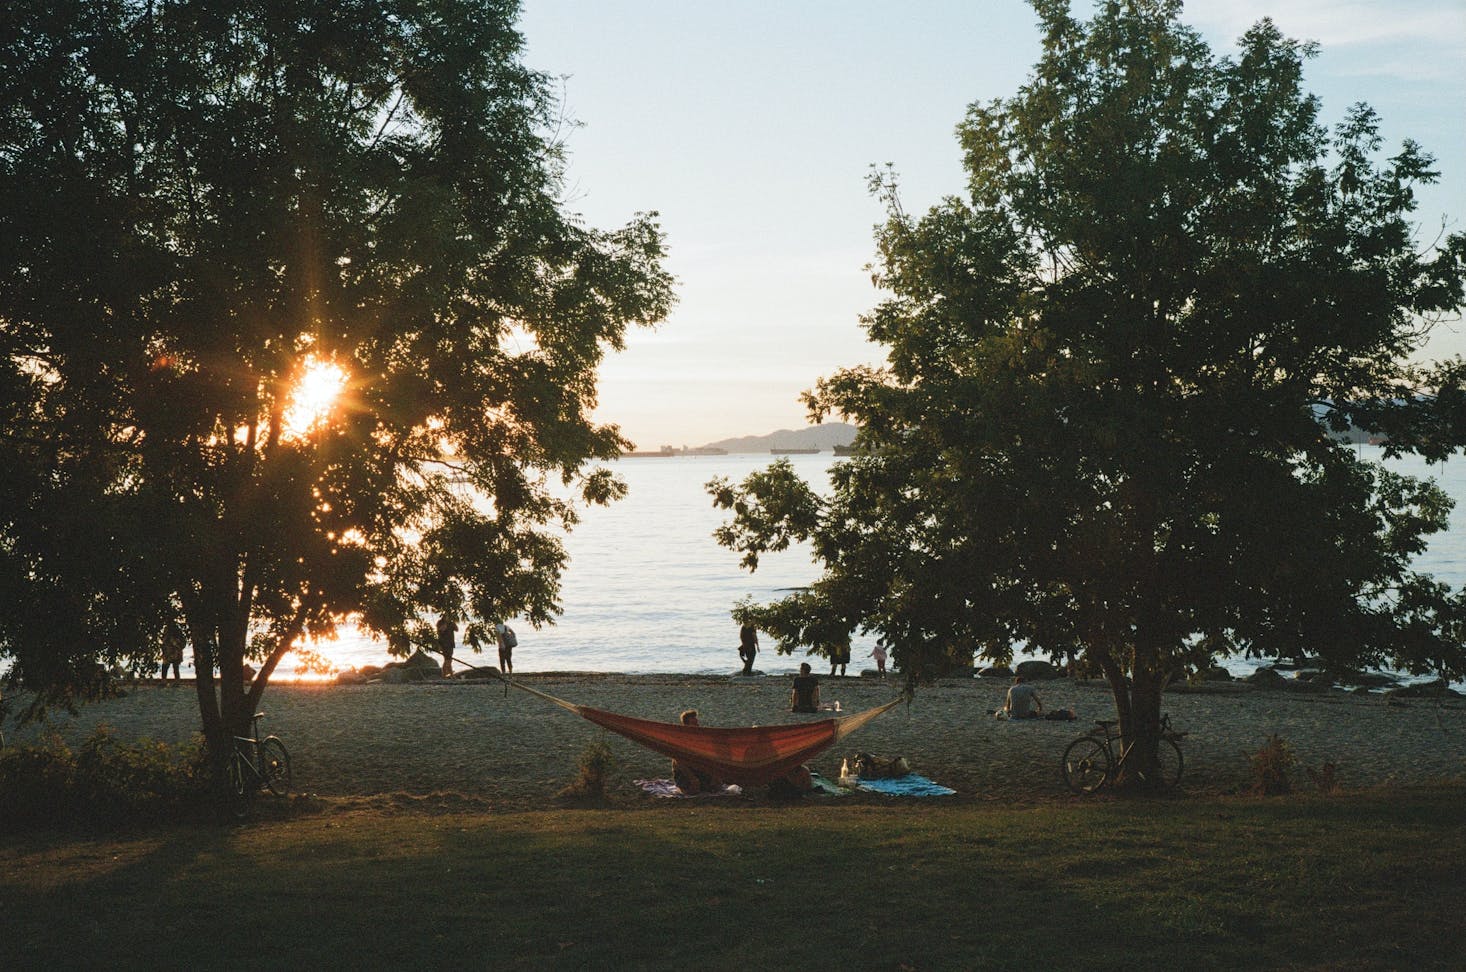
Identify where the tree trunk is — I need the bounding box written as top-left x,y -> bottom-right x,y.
1113,630 -> 1167,788
186,610 -> 253,771
186,621 -> 237,791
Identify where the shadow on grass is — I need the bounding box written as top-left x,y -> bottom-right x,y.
2,786 -> 1463,970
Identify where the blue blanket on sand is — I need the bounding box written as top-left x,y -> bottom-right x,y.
854,774 -> 956,797
636,773 -> 953,797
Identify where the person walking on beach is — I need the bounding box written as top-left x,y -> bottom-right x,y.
738,622 -> 759,676
436,613 -> 456,677
159,622 -> 185,682
791,662 -> 820,713
495,621 -> 515,674
868,643 -> 888,678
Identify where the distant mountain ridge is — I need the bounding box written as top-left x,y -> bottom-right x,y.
700,422 -> 856,454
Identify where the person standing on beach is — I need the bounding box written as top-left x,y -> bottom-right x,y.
495,621 -> 514,674
436,613 -> 456,677
791,662 -> 820,713
738,622 -> 759,675
830,633 -> 851,677
868,643 -> 888,678
159,622 -> 185,682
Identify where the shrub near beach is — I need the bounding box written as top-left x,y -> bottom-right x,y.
0,727 -> 207,830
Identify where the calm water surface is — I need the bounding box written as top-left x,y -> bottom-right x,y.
293,448 -> 1466,679
316,454 -> 841,676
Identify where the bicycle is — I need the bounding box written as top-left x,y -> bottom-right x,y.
226,712 -> 292,813
1061,714 -> 1186,794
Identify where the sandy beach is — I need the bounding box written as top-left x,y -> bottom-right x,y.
5,673 -> 1464,810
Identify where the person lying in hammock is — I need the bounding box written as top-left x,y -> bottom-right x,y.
671,710 -> 725,795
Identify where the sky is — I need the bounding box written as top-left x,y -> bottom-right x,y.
516,1 -> 1466,450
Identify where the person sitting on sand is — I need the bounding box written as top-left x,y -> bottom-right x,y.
1004,674 -> 1044,719
671,709 -> 722,795
791,662 -> 820,713
767,762 -> 814,799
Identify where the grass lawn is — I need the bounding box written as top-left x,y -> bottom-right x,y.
3,785 -> 1463,970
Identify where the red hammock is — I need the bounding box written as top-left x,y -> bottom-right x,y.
509,680 -> 903,787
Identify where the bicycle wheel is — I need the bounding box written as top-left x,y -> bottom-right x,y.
260,737 -> 292,796
1154,737 -> 1183,788
224,750 -> 253,819
1062,736 -> 1111,794
226,750 -> 250,798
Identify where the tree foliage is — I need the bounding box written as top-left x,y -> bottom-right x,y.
0,0 -> 672,751
710,0 -> 1466,778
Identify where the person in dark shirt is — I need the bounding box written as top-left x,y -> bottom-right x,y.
436,613 -> 456,677
738,622 -> 759,675
790,662 -> 820,713
159,622 -> 185,682
830,636 -> 851,677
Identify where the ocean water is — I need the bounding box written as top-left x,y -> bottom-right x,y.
295,447 -> 1466,679
314,453 -> 844,677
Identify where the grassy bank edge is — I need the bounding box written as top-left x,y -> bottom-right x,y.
3,783 -> 1463,970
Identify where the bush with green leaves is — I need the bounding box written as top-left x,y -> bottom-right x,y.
0,726 -> 208,829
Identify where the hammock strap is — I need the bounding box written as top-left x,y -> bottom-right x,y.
499,675 -> 585,716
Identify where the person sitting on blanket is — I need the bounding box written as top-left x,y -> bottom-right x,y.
790,662 -> 820,713
671,710 -> 724,795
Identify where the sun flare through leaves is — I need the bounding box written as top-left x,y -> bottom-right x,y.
283,356 -> 349,439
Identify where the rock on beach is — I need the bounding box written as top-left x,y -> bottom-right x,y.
5,674 -> 1463,810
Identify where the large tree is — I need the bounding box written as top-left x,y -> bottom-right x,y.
0,0 -> 672,757
710,0 -> 1466,781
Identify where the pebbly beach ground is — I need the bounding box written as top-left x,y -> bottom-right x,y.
5,671 -> 1464,811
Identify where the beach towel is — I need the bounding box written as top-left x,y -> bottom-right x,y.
850,774 -> 955,797
809,772 -> 847,796
504,678 -> 904,787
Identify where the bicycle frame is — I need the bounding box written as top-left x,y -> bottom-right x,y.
231,733 -> 266,785
1063,718 -> 1184,794
225,712 -> 291,810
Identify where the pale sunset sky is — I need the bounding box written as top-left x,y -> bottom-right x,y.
518,1 -> 1466,450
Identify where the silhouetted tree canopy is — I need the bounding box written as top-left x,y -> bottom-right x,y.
710,0 -> 1466,781
0,0 -> 672,752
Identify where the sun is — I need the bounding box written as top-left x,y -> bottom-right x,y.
283,356 -> 348,439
